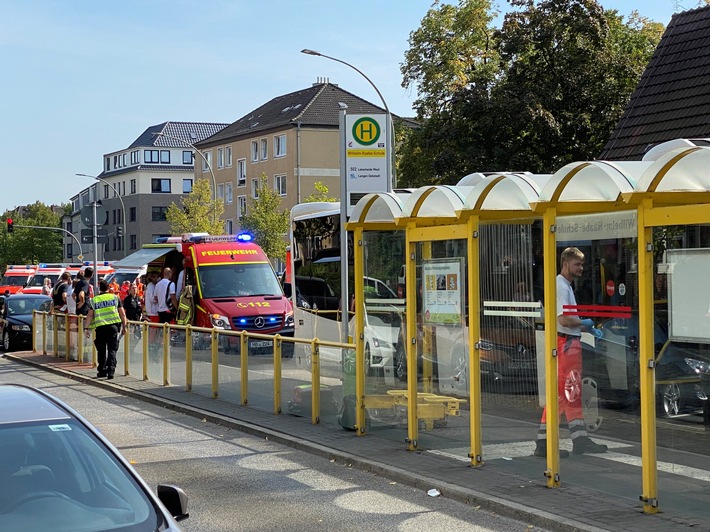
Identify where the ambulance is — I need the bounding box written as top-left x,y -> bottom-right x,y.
0,265 -> 37,295
116,233 -> 294,355
21,263 -> 74,294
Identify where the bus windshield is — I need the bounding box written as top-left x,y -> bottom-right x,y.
198,263 -> 283,299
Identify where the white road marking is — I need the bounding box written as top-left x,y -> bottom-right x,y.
429,440 -> 710,482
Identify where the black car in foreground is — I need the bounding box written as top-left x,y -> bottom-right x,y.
0,294 -> 51,351
0,384 -> 189,531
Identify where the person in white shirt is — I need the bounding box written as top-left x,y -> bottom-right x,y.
155,268 -> 177,324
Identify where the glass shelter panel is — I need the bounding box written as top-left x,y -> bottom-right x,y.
553,214 -> 643,509
402,239 -> 471,453
656,227 -> 710,519
361,231 -> 407,437
477,223 -> 546,477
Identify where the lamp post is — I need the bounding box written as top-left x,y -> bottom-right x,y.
76,173 -> 127,257
152,132 -> 219,223
301,48 -> 395,190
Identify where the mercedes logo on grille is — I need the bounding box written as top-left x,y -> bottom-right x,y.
254,317 -> 265,329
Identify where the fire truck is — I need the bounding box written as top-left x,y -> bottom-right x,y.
0,265 -> 37,295
116,233 -> 294,355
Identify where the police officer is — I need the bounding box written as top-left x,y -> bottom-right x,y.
84,279 -> 127,380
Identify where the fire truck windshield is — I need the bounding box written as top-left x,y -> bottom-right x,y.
198,263 -> 283,299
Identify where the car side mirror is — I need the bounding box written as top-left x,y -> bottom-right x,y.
283,284 -> 292,298
157,484 -> 189,522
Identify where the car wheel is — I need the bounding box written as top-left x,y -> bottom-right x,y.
658,383 -> 683,417
2,330 -> 11,352
394,342 -> 407,382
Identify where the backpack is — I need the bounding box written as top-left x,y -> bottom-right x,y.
165,281 -> 177,313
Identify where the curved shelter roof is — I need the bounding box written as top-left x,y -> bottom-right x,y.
459,173 -> 550,220
634,146 -> 710,197
347,192 -> 411,228
534,161 -> 651,213
399,185 -> 471,224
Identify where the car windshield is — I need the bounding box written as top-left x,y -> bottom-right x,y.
0,275 -> 30,286
27,274 -> 59,288
198,263 -> 283,299
105,272 -> 138,286
6,298 -> 49,316
0,420 -> 162,531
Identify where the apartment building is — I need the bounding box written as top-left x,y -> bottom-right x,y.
193,81 -> 393,233
64,121 -> 227,262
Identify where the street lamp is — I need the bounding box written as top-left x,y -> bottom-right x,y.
152,132 -> 219,223
76,173 -> 127,256
301,48 -> 395,190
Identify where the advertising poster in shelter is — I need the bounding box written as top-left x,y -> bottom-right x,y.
422,258 -> 463,326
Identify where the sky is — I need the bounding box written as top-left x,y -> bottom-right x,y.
0,0 -> 691,215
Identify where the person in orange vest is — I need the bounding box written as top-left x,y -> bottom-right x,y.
109,279 -> 120,294
119,280 -> 131,301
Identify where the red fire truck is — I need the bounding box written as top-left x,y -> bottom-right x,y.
118,233 -> 294,355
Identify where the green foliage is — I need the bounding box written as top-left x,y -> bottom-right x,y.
166,179 -> 225,235
0,202 -> 66,269
239,174 -> 290,261
303,181 -> 337,203
398,0 -> 663,185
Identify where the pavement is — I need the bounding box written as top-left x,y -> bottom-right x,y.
4,349 -> 709,532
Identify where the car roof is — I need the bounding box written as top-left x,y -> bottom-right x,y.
5,293 -> 51,300
0,385 -> 71,425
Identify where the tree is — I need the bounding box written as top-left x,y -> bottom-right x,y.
239,174 -> 290,261
0,202 -> 67,268
166,179 -> 224,235
303,181 -> 337,203
397,0 -> 663,185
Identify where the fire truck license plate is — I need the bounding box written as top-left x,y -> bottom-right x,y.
249,340 -> 273,349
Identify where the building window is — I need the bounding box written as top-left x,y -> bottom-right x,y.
144,149 -> 159,163
103,184 -> 110,199
105,157 -> 110,171
66,243 -> 73,260
217,183 -> 224,200
237,195 -> 247,219
151,179 -> 171,193
251,178 -> 259,199
202,150 -> 212,172
130,150 -> 139,164
237,158 -> 246,186
130,207 -> 136,222
183,179 -> 193,193
251,141 -> 259,162
151,206 -> 168,221
113,155 -> 118,168
130,179 -> 136,194
260,138 -> 268,160
66,221 -> 73,232
160,150 -> 170,164
275,174 -> 287,196
122,153 -> 127,166
225,219 -> 233,234
226,146 -> 232,167
130,234 -> 137,250
274,134 -> 286,157
217,148 -> 224,168
183,151 -> 193,164
226,182 -> 233,204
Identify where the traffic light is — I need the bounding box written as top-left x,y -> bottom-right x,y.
116,226 -> 123,238
6,218 -> 13,233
